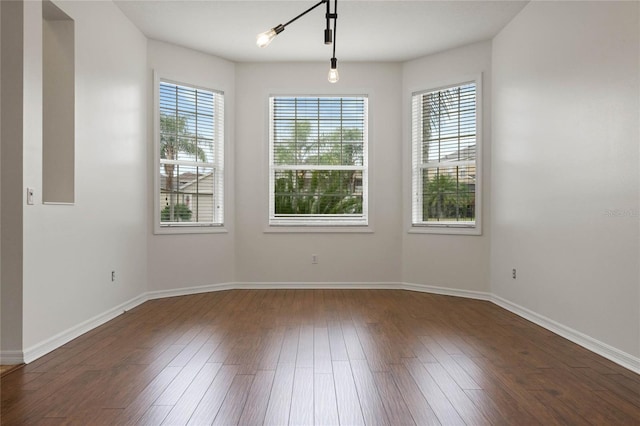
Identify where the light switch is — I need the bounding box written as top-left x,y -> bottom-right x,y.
27,188 -> 34,205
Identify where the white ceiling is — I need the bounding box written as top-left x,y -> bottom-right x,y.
114,0 -> 528,62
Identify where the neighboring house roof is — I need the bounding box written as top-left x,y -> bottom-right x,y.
430,144 -> 476,185
438,144 -> 476,162
160,171 -> 213,192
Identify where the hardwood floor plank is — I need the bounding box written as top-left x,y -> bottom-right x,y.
167,327 -> 213,367
314,373 -> 340,426
289,367 -> 314,426
38,370 -> 106,419
224,332 -> 261,374
34,417 -> 67,426
464,388 -> 516,425
409,339 -> 439,364
154,344 -> 219,406
453,355 -> 572,425
529,366 -> 640,424
162,362 -> 223,424
576,367 -> 640,408
257,327 -> 286,371
340,321 -> 366,361
350,359 -> 391,426
185,364 -> 238,425
328,321 -> 349,361
403,358 -> 465,426
116,365 -> 182,425
594,389 -> 640,421
453,356 -> 542,425
237,369 -> 275,426
355,324 -> 389,372
263,363 -> 295,425
296,325 -> 314,369
422,361 -> 490,425
529,390 -> 592,425
212,374 -> 254,425
64,407 -> 123,425
419,336 -> 482,390
278,326 -> 300,365
100,345 -> 188,410
136,405 -> 172,425
389,363 -> 441,426
314,327 -> 333,374
373,371 -> 416,425
333,361 -> 365,426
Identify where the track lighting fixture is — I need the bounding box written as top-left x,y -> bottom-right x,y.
256,0 -> 340,83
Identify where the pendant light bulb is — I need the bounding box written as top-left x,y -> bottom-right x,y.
328,58 -> 339,83
256,28 -> 276,47
256,25 -> 285,48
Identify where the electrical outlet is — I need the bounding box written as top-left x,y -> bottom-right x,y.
312,254 -> 318,264
111,271 -> 116,282
512,268 -> 517,279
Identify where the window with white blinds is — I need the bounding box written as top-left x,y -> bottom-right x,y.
156,79 -> 224,230
411,80 -> 481,234
269,96 -> 368,226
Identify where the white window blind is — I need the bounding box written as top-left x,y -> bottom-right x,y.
269,96 -> 368,226
411,81 -> 479,231
158,80 -> 224,228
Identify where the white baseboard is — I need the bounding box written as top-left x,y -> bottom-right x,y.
0,350 -> 24,365
18,281 -> 639,375
147,282 -> 399,299
235,281 -> 400,290
22,293 -> 148,364
492,295 -> 640,374
401,282 -> 492,301
146,282 -> 236,300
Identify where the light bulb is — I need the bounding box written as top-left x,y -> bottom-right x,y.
328,58 -> 339,83
256,24 -> 285,48
256,28 -> 277,48
328,67 -> 339,83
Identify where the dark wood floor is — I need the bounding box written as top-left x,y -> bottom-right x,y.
1,289 -> 639,425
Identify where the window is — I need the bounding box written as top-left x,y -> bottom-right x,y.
411,79 -> 481,234
269,96 -> 368,226
156,79 -> 224,231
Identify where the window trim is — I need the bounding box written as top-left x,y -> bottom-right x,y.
409,74 -> 482,236
267,94 -> 370,228
153,72 -> 227,235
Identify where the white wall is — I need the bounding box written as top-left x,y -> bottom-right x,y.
402,41 -> 492,293
492,1 -> 639,358
147,40 -> 236,292
21,0 -> 148,356
235,62 -> 402,284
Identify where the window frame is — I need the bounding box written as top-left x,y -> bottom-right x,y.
268,95 -> 369,228
410,75 -> 482,236
153,73 -> 226,234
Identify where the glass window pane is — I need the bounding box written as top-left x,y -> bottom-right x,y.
274,169 -> 363,215
422,166 -> 475,223
270,96 -> 367,223
160,165 -> 216,224
159,80 -> 223,228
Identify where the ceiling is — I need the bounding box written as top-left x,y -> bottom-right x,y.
114,0 -> 528,63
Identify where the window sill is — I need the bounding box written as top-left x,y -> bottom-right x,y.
154,225 -> 228,235
408,225 -> 481,236
264,225 -> 374,234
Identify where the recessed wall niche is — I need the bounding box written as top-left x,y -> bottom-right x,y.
42,0 -> 74,204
